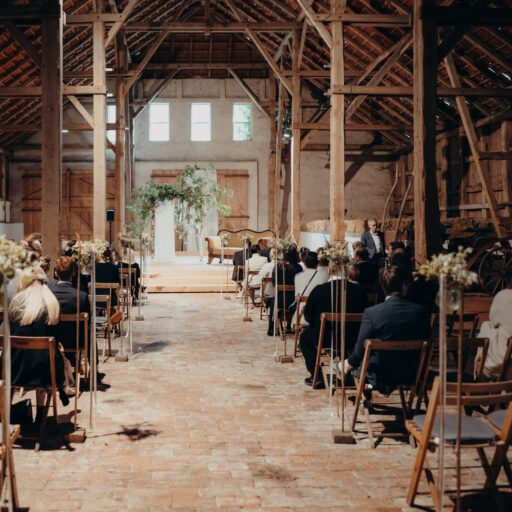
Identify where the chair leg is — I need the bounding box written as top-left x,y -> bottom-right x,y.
8,441 -> 20,509
477,447 -> 506,512
424,462 -> 442,512
312,343 -> 323,390
407,434 -> 433,506
364,403 -> 375,449
351,377 -> 363,431
502,458 -> 512,487
36,392 -> 52,452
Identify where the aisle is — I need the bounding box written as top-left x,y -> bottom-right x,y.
12,294 -> 506,511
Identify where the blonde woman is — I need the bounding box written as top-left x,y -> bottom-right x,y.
8,267 -> 70,417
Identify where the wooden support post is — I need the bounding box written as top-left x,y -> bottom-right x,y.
114,31 -> 126,241
93,19 -> 107,240
268,73 -> 277,231
41,8 -> 62,270
443,53 -> 505,238
501,120 -> 512,218
291,29 -> 302,244
413,0 -> 441,264
275,81 -> 285,235
330,1 -> 345,242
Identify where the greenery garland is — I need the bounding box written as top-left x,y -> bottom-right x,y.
128,164 -> 231,243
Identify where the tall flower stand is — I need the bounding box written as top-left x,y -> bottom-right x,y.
116,247 -> 132,363
134,246 -> 144,322
242,240 -> 252,322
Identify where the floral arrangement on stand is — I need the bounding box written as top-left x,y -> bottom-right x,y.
118,231 -> 138,251
268,237 -> 296,256
70,239 -> 110,272
0,236 -> 34,284
221,233 -> 230,246
415,246 -> 478,309
317,241 -> 352,274
240,233 -> 252,247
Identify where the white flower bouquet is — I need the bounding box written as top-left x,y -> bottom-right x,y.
268,237 -> 297,255
71,239 -> 109,271
318,241 -> 352,273
221,233 -> 230,245
0,236 -> 34,282
415,246 -> 478,288
240,233 -> 252,246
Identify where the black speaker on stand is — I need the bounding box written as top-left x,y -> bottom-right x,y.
106,209 -> 115,243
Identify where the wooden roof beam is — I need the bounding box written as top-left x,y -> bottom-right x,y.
295,0 -> 332,49
330,85 -> 512,96
123,22 -> 300,32
227,69 -> 269,118
2,19 -> 41,70
104,0 -> 138,48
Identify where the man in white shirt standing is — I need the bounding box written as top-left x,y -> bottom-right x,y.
361,219 -> 386,268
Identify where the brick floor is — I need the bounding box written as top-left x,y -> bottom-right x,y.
11,293 -> 512,511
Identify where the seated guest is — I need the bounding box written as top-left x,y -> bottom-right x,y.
244,245 -> 268,290
8,267 -> 71,413
268,247 -> 302,335
95,248 -> 120,308
353,247 -> 378,286
361,219 -> 386,268
294,252 -> 329,320
231,241 -> 251,284
352,241 -> 364,253
51,256 -> 91,369
258,238 -> 271,261
115,250 -> 141,301
388,241 -> 406,258
299,247 -> 310,270
477,279 -> 512,380
317,250 -> 330,281
300,264 -> 366,387
257,248 -> 276,300
342,265 -> 430,393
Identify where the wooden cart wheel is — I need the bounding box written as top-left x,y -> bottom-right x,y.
478,245 -> 512,295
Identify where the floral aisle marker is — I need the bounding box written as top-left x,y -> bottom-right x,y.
0,235 -> 35,510
414,246 -> 477,512
318,241 -> 355,442
267,236 -> 297,363
68,238 -> 110,431
240,234 -> 253,322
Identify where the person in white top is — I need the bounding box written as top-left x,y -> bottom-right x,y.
294,252 -> 329,324
257,248 -> 276,299
476,281 -> 512,380
244,244 -> 268,289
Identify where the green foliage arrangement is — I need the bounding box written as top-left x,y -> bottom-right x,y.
128,164 -> 231,242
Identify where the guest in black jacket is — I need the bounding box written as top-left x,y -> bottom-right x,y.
267,247 -> 302,335
353,247 -> 378,286
345,265 -> 431,393
115,250 -> 141,301
231,241 -> 251,283
95,248 -> 120,308
300,264 -> 367,387
8,267 -> 69,416
50,256 -> 91,368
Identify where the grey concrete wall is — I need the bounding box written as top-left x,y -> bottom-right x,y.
8,78 -> 392,231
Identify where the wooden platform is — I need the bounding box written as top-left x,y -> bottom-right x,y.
147,254 -> 238,293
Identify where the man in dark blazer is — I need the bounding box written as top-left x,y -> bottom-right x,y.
231,241 -> 251,282
361,219 -> 386,267
95,249 -> 120,308
353,247 -> 378,286
50,256 -> 91,368
300,264 -> 367,387
344,265 -> 431,393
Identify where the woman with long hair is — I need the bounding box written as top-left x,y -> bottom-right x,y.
8,267 -> 70,417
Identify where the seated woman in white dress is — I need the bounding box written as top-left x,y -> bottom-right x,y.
477,280 -> 512,380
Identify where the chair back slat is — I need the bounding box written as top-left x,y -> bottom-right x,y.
248,270 -> 259,276
261,277 -> 272,284
277,284 -> 295,292
364,339 -> 427,351
498,337 -> 512,382
60,313 -> 89,322
296,295 -> 309,304
1,335 -> 56,351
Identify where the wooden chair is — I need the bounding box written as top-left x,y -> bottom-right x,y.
416,337 -> 490,411
59,313 -> 89,430
497,337 -> 512,382
276,284 -> 295,340
351,339 -> 430,448
0,381 -> 20,509
235,266 -> 244,296
1,336 -> 59,452
431,312 -> 480,339
312,313 -> 363,390
406,377 -> 512,512
259,277 -> 273,319
366,293 -> 378,306
245,270 -> 260,306
119,268 -> 137,312
89,294 -> 112,362
293,295 -> 309,357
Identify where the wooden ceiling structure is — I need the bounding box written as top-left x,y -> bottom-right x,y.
0,0 -> 511,265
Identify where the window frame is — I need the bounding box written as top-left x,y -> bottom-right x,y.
190,102 -> 212,142
149,102 -> 170,142
232,102 -> 252,142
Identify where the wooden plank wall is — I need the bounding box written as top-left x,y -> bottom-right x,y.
22,168 -> 116,240
389,119 -> 512,222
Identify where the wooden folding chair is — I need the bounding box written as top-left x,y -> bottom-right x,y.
59,313 -> 89,430
293,295 -> 309,357
89,293 -> 112,362
406,377 -> 512,512
351,339 -> 430,448
119,268 -> 136,314
1,336 -> 59,452
276,284 -> 295,340
497,337 -> 512,382
0,381 -> 20,509
312,313 -> 363,390
416,337 -> 490,411
259,277 -> 273,319
235,266 -> 244,296
245,270 -> 260,307
431,312 -> 480,339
